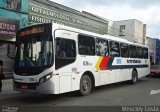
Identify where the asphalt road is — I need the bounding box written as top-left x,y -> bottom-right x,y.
0,77 -> 160,112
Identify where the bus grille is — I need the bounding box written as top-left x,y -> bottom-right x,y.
14,81 -> 39,90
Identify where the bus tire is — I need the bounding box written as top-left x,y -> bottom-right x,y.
79,75 -> 92,96
130,70 -> 138,84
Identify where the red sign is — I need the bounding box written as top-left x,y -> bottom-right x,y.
0,18 -> 19,36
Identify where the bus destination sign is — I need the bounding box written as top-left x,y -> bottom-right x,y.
19,27 -> 44,37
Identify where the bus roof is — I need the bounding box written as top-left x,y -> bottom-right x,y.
53,23 -> 148,48
18,22 -> 148,48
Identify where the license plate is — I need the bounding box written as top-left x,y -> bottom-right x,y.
21,85 -> 28,89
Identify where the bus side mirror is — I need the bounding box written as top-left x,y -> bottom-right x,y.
7,44 -> 16,60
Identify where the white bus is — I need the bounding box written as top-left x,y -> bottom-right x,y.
12,23 -> 150,95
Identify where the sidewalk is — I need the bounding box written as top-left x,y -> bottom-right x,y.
1,79 -> 19,94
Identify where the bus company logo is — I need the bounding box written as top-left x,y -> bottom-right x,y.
127,59 -> 141,64
83,61 -> 92,66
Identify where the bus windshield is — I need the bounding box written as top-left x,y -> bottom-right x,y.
16,34 -> 53,68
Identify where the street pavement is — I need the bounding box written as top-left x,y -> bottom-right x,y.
0,77 -> 160,112
1,79 -> 19,94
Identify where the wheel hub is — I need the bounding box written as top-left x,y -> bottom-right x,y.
82,80 -> 89,91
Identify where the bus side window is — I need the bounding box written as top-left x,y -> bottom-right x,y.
137,47 -> 143,58
120,43 -> 129,57
143,48 -> 148,59
96,38 -> 109,56
55,37 -> 76,70
56,38 -> 76,59
66,42 -> 76,58
56,38 -> 66,58
78,34 -> 95,56
129,45 -> 137,58
109,41 -> 120,57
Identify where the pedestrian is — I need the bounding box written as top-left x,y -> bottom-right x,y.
0,60 -> 5,92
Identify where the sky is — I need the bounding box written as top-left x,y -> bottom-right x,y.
50,0 -> 160,39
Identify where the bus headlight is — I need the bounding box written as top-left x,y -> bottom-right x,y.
39,72 -> 53,85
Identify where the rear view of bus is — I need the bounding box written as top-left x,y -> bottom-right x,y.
13,23 -> 55,93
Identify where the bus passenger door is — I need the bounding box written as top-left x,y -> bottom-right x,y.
55,30 -> 78,93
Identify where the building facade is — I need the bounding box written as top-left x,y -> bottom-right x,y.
28,0 -> 108,34
146,37 -> 160,64
146,37 -> 156,64
0,0 -> 28,77
156,39 -> 160,64
108,19 -> 146,45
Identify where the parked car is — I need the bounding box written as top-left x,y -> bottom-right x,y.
147,65 -> 160,78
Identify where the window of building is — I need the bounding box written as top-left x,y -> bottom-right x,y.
119,25 -> 126,36
0,0 -> 7,8
129,45 -> 137,58
120,43 -> 129,57
109,41 -> 120,57
78,34 -> 95,56
6,0 -> 21,11
96,38 -> 109,56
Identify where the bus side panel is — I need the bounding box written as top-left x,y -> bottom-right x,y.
59,75 -> 72,93
51,76 -> 60,94
55,63 -> 78,94
107,71 -> 116,84
77,55 -> 100,87
71,74 -> 81,91
115,70 -> 123,82
137,68 -> 143,78
137,59 -> 150,78
123,69 -> 132,81
99,71 -> 109,85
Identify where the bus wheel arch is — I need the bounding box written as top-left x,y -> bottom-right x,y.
79,71 -> 95,96
130,68 -> 138,84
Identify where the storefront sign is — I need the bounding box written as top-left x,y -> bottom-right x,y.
0,18 -> 19,36
29,1 -> 108,34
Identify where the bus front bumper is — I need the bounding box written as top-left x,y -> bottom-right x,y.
14,80 -> 56,94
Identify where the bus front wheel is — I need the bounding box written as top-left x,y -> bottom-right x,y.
130,70 -> 138,84
79,75 -> 92,96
